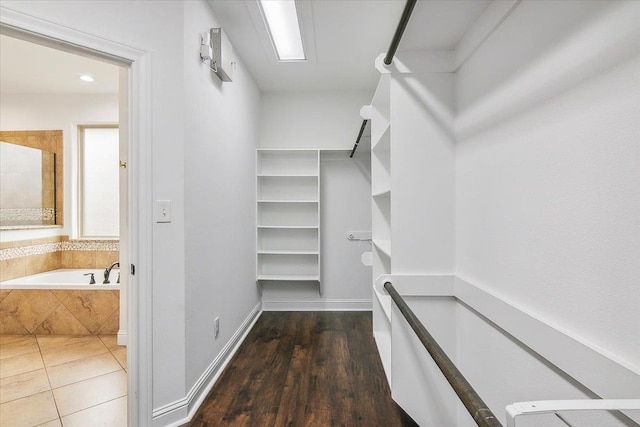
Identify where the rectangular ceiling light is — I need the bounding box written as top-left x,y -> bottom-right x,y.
259,0 -> 306,61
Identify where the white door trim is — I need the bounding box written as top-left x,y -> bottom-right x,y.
0,7 -> 154,426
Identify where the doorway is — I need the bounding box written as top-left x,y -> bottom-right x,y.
0,15 -> 152,426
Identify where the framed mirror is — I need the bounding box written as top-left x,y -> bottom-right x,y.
0,130 -> 63,229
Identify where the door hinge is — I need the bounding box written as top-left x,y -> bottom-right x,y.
131,264 -> 136,275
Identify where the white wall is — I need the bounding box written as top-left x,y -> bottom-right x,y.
0,94 -> 118,241
1,0 -> 188,412
260,91 -> 371,149
453,0 -> 640,423
390,72 -> 455,274
259,92 -> 373,308
0,2 -> 263,422
182,0 -> 261,391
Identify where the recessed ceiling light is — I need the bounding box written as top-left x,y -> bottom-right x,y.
79,74 -> 95,82
258,0 -> 306,62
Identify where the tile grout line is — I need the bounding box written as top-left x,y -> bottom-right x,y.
0,335 -> 126,425
54,392 -> 127,420
35,335 -> 64,426
113,348 -> 127,370
54,295 -> 92,335
99,334 -> 127,371
44,349 -> 115,387
51,339 -> 127,424
0,339 -> 44,408
40,336 -> 122,425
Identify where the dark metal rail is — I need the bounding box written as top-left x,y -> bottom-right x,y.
349,119 -> 369,158
383,0 -> 417,66
383,281 -> 503,427
351,0 -> 416,157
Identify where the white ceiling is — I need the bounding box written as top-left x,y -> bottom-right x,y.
0,1 -> 489,95
209,0 -> 490,92
0,35 -> 119,95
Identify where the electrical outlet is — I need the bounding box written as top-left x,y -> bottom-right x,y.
214,317 -> 220,338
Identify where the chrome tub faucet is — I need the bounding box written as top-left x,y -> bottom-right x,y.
103,262 -> 120,284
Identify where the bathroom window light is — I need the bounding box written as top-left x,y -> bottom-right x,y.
258,0 -> 306,61
78,125 -> 120,238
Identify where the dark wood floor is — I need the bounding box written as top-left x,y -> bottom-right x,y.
188,311 -> 417,427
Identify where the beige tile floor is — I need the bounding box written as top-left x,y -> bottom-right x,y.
0,335 -> 127,427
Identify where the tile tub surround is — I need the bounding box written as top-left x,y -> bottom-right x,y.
0,288 -> 120,335
0,335 -> 127,427
0,236 -> 119,281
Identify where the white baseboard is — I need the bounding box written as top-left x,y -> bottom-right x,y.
262,299 -> 372,311
117,329 -> 127,347
152,302 -> 262,427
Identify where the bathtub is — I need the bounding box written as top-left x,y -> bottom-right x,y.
0,269 -> 120,335
0,268 -> 120,290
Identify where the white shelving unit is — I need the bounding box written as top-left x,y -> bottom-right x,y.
256,149 -> 321,293
370,74 -> 392,382
367,64 -> 457,419
371,74 -> 391,268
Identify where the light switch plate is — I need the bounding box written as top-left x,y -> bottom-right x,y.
155,200 -> 172,223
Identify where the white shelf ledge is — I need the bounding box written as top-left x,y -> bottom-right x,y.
374,284 -> 392,321
257,148 -> 319,152
257,199 -> 319,203
372,188 -> 391,198
373,239 -> 391,258
257,174 -> 318,178
372,122 -> 391,152
258,250 -> 319,255
257,225 -> 319,229
257,275 -> 320,281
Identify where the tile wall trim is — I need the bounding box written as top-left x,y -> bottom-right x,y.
60,240 -> 119,252
0,207 -> 55,223
0,242 -> 60,261
0,238 -> 119,261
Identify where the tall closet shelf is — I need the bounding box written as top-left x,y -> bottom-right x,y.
256,149 -> 322,293
372,239 -> 392,258
369,72 -> 392,390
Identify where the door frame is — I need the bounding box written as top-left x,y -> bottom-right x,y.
0,7 -> 153,426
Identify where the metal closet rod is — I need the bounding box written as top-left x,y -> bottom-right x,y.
349,119 -> 369,158
384,281 -> 503,427
351,0 -> 417,158
384,0 -> 418,66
